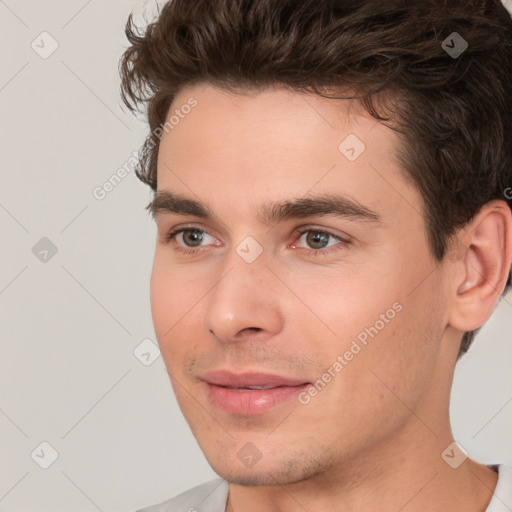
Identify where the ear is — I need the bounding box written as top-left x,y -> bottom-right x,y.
447,200 -> 512,332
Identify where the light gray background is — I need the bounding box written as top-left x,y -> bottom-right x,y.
0,1 -> 511,511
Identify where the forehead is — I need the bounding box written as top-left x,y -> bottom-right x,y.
155,83 -> 421,226
164,83 -> 372,154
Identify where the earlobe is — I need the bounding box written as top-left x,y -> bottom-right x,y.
457,281 -> 475,295
448,200 -> 512,332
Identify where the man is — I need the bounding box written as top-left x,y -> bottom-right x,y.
119,0 -> 512,510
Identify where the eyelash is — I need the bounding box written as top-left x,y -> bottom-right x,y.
294,229 -> 350,256
163,226 -> 350,257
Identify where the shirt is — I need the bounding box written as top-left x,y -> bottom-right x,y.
135,464 -> 512,512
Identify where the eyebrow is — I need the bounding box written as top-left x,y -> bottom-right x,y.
148,191 -> 382,225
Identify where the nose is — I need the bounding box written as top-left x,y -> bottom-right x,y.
203,254 -> 284,343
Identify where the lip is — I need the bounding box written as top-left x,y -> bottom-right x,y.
201,370 -> 309,388
201,370 -> 311,415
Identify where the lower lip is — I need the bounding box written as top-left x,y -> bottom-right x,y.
204,382 -> 311,415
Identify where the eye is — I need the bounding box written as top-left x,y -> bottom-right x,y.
163,227 -> 219,252
161,225 -> 350,257
292,228 -> 350,255
298,230 -> 337,250
177,229 -> 208,247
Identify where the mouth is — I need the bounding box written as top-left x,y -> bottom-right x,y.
201,370 -> 310,388
200,370 -> 311,415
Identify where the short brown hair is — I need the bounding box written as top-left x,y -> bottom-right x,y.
119,0 -> 512,357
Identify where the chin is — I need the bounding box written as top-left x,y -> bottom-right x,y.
208,454 -> 327,487
217,470 -> 305,487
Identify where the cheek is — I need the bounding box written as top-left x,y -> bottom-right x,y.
338,288 -> 442,419
149,256 -> 198,344
149,260 -> 172,338
150,248 -> 201,314
293,262 -> 441,400
150,256 -> 214,376
301,310 -> 438,450
288,267 -> 397,347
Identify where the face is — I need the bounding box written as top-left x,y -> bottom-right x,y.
150,84 -> 451,486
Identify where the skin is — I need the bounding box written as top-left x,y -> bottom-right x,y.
149,83 -> 512,512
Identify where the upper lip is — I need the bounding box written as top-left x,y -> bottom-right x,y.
201,370 -> 310,388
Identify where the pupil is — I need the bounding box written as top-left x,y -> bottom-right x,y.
184,230 -> 203,247
307,231 -> 328,249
